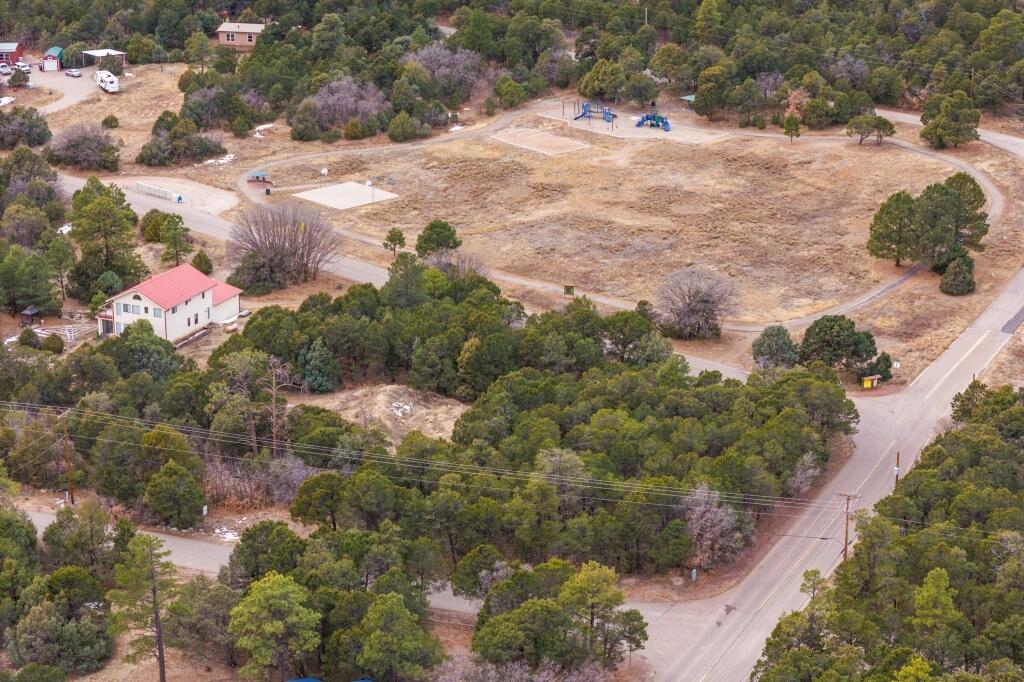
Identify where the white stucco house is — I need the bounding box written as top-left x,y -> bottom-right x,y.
97,263 -> 241,342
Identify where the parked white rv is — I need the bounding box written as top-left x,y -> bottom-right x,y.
93,70 -> 119,93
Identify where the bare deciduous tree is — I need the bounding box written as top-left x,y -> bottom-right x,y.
310,77 -> 388,129
204,454 -> 315,509
425,248 -> 489,278
403,43 -> 481,101
656,265 -> 737,339
228,203 -> 340,284
45,123 -> 118,171
755,71 -> 784,99
430,660 -> 611,682
683,484 -> 747,569
786,453 -> 823,496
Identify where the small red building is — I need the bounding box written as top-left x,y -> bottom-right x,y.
41,46 -> 63,71
0,42 -> 23,65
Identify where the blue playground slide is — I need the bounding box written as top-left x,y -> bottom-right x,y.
573,102 -> 592,120
574,102 -> 618,122
635,113 -> 671,131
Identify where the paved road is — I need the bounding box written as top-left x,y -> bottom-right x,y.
23,508 -> 232,574
651,117 -> 1024,682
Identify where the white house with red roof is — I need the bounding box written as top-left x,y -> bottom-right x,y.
97,263 -> 241,342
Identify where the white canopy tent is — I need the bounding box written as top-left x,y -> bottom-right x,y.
81,48 -> 126,67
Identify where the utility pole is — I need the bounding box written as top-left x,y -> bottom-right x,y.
894,450 -> 901,486
61,411 -> 75,505
836,492 -> 861,563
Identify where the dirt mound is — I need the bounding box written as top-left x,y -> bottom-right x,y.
291,383 -> 469,444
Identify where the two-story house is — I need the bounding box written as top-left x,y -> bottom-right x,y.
97,263 -> 242,342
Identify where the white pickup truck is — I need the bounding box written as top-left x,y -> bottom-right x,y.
94,70 -> 119,93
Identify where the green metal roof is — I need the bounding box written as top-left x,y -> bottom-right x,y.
45,46 -> 64,57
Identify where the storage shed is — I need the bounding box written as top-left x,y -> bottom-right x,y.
41,46 -> 63,71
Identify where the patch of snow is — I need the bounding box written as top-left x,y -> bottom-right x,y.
448,124 -> 464,132
254,123 -> 274,131
214,527 -> 241,542
195,153 -> 236,167
391,401 -> 413,418
58,223 -> 72,235
0,97 -> 15,106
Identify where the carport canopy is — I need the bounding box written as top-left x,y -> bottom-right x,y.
82,48 -> 126,65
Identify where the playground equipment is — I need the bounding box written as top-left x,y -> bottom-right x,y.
635,113 -> 671,131
573,102 -> 617,123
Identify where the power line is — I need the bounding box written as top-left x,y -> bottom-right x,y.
0,403 -> 847,513
2,409 -> 1015,546
0,416 -> 848,524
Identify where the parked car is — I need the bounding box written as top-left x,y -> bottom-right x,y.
14,62 -> 30,73
65,68 -> 81,78
0,64 -> 11,76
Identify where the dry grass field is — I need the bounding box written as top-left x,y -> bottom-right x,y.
275,115 -> 956,322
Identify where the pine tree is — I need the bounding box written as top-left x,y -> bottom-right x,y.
867,191 -> 915,266
159,215 -> 192,265
783,114 -> 801,142
299,337 -> 340,393
107,535 -> 178,682
383,227 -> 406,256
144,460 -> 205,528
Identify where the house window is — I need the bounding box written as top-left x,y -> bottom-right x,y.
115,322 -> 123,334
121,303 -> 130,313
194,313 -> 199,324
186,317 -> 191,328
154,308 -> 162,318
247,33 -> 254,42
132,294 -> 142,300
206,307 -> 211,320
185,298 -> 190,305
144,307 -> 148,314
171,306 -> 177,314
131,304 -> 141,314
225,32 -> 235,42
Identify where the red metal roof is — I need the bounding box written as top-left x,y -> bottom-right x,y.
111,264 -> 241,310
212,280 -> 242,305
123,264 -> 216,310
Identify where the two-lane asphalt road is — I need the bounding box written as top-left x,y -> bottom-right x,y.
653,115 -> 1024,681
